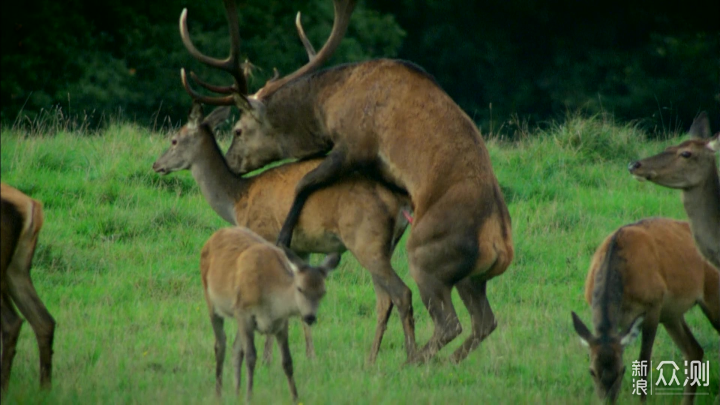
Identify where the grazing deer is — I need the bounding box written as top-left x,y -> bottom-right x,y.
152,101 -> 415,364
201,226 -> 340,401
179,0 -> 513,364
1,183 -> 55,392
571,218 -> 719,404
629,112 -> 720,270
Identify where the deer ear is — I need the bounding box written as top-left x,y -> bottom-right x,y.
571,311 -> 593,347
707,133 -> 720,152
620,315 -> 644,347
318,253 -> 341,276
280,246 -> 306,269
204,106 -> 232,131
188,102 -> 204,128
233,93 -> 253,112
688,111 -> 710,139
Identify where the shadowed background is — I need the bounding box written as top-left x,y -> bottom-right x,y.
1,0 -> 718,135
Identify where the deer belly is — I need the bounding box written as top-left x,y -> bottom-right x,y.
290,229 -> 346,254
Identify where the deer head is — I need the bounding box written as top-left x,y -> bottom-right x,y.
152,102 -> 231,175
283,248 -> 341,325
571,312 -> 643,403
629,112 -> 720,188
178,0 -> 356,174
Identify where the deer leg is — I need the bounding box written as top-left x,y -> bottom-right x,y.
235,321 -> 256,403
210,312 -> 226,397
368,276 -> 394,364
301,321 -> 315,360
1,293 -> 23,392
664,318 -> 704,405
276,320 -> 298,402
6,274 -> 55,389
262,335 -> 274,365
351,242 -> 416,363
406,265 -> 460,364
698,273 -> 720,333
232,330 -> 244,396
450,277 -> 497,363
277,148 -> 349,247
636,308 -> 661,403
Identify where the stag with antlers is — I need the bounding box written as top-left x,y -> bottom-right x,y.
179,0 -> 513,363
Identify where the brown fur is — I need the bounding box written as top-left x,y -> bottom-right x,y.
572,218 -> 719,404
195,12 -> 515,364
0,183 -> 55,392
153,103 -> 415,363
200,226 -> 339,401
629,112 -> 720,270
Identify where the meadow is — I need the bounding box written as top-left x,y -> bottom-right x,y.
1,114 -> 718,404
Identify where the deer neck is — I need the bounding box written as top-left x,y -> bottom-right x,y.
591,232 -> 624,338
190,135 -> 249,225
681,165 -> 720,266
264,68 -> 351,159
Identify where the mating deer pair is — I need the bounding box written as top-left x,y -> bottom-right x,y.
180,0 -> 513,365
153,102 -> 415,365
1,184 -> 56,392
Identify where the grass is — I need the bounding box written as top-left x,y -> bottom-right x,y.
0,114 -> 718,404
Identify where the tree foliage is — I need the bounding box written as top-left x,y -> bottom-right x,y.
2,0 -> 718,133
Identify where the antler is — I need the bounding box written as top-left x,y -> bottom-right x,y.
181,68 -> 237,106
296,12 -> 317,60
179,0 -> 248,105
255,0 -> 357,99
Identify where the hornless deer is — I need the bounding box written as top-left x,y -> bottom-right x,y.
201,226 -> 340,400
152,101 -> 415,363
0,183 -> 55,392
629,112 -> 720,270
571,218 -> 719,404
179,0 -> 513,364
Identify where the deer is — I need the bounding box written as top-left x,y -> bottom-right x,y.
201,226 -> 340,401
152,100 -> 415,364
571,218 -> 719,404
629,112 -> 720,270
1,183 -> 56,392
178,0 -> 513,364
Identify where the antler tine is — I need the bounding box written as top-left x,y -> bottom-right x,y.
255,0 -> 357,99
189,71 -> 236,95
179,0 -> 248,96
296,12 -> 317,61
181,69 -> 236,106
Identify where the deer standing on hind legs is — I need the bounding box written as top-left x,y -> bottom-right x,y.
179,0 -> 513,364
201,226 -> 340,401
571,218 -> 719,404
629,112 -> 720,270
1,183 -> 55,392
152,99 -> 415,364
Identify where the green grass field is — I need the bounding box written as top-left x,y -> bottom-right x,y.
1,114 -> 718,404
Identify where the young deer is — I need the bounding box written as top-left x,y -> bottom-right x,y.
180,0 -> 513,364
1,183 -> 56,392
201,226 -> 339,401
153,101 -> 415,364
629,112 -> 720,270
571,218 -> 719,404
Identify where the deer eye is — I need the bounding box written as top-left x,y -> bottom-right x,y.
297,287 -> 303,293
235,129 -> 242,137
171,139 -> 178,146
680,151 -> 692,158
589,369 -> 596,377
